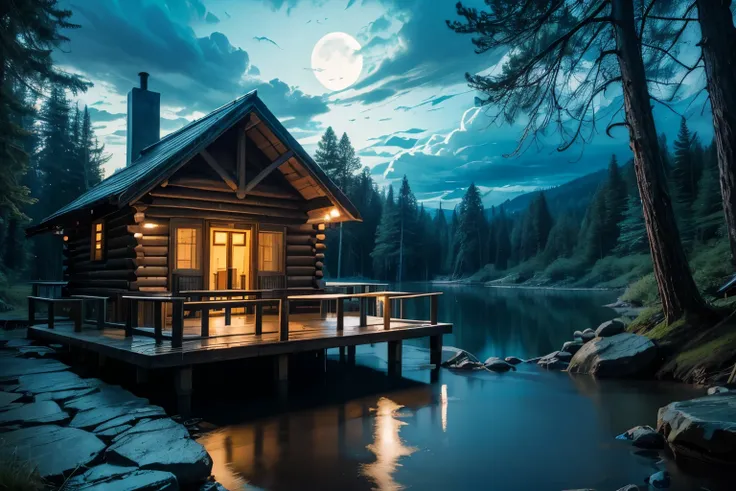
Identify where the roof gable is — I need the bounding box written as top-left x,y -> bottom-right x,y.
29,91 -> 360,234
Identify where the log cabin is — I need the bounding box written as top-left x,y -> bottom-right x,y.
26,73 -> 361,319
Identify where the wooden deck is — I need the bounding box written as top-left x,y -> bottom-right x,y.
28,313 -> 451,370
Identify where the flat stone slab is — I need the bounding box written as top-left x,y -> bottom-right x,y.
65,464 -> 138,487
0,401 -> 68,426
0,390 -> 22,408
15,370 -> 93,394
568,333 -> 657,378
657,393 -> 736,465
83,470 -> 179,491
107,418 -> 213,485
95,411 -> 162,434
70,402 -> 164,430
17,345 -> 56,358
0,425 -> 105,479
0,357 -> 69,379
64,385 -> 148,412
36,387 -> 98,403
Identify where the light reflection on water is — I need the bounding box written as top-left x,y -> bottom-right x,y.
360,398 -> 417,491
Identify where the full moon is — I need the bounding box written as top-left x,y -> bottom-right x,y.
311,32 -> 363,91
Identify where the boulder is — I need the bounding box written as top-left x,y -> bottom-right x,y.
645,470 -> 670,489
561,341 -> 584,355
568,333 -> 657,378
538,358 -> 568,371
540,350 -> 572,362
484,358 -> 516,372
657,393 -> 736,465
106,418 -> 213,485
573,330 -> 584,339
0,425 -> 105,479
595,319 -> 626,337
707,386 -> 729,395
615,425 -> 665,449
524,356 -> 542,363
504,356 -> 524,365
0,401 -> 68,426
580,330 -> 596,342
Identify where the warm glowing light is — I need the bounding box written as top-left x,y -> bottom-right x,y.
441,384 -> 448,432
324,213 -> 331,222
133,232 -> 143,239
360,397 -> 417,490
143,223 -> 158,229
330,208 -> 340,218
62,235 -> 69,242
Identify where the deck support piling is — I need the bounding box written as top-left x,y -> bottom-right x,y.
200,309 -> 210,337
154,304 -> 164,343
347,345 -> 356,366
125,299 -> 138,337
255,303 -> 263,335
175,366 -> 193,417
279,299 -> 290,341
276,354 -> 288,399
339,347 -> 346,364
136,367 -> 148,384
171,299 -> 184,348
383,297 -> 392,330
430,334 -> 442,382
387,340 -> 402,377
359,298 -> 367,327
336,298 -> 344,332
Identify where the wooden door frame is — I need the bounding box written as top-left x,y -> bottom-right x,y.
204,220 -> 256,290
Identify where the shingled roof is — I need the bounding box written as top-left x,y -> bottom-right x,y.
28,90 -> 360,234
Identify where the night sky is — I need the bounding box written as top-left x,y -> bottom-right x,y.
55,0 -> 714,207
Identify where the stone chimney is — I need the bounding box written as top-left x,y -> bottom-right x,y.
126,72 -> 160,166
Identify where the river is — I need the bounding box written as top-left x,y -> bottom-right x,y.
197,284 -> 729,491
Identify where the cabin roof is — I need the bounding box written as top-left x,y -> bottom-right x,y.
28,90 -> 361,235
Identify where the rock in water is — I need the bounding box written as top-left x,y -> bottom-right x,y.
504,356 -> 523,365
561,341 -> 584,355
538,358 -> 569,371
595,319 -> 626,337
540,350 -> 572,362
66,465 -> 178,491
580,330 -> 596,342
616,486 -> 641,491
484,359 -> 516,372
0,425 -> 105,479
615,425 -> 665,449
707,386 -> 729,395
645,470 -> 670,489
568,333 -> 657,378
106,418 -> 212,485
573,330 -> 584,340
657,393 -> 736,465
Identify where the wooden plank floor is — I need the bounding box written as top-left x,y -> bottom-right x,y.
28,313 -> 452,369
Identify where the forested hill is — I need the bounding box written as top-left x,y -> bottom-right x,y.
496,168 -> 608,217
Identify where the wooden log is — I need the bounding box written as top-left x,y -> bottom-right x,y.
287,276 -> 315,288
107,235 -> 137,249
135,266 -> 169,278
166,177 -> 301,200
315,261 -> 324,269
286,245 -> 315,256
70,279 -> 130,289
315,243 -> 327,251
150,197 -> 307,220
315,270 -> 324,279
144,207 -> 305,225
106,211 -> 136,229
135,277 -> 168,288
74,258 -> 137,272
127,223 -> 170,235
287,266 -> 316,276
149,187 -> 301,210
286,234 -> 317,246
73,270 -> 136,280
138,286 -> 168,292
315,234 -> 326,241
139,256 -> 167,267
139,235 -> 168,247
134,245 -> 168,257
315,253 -> 325,260
106,247 -> 137,259
286,256 -> 316,267
286,224 -> 316,234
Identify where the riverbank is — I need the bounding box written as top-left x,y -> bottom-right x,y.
0,330 -> 221,490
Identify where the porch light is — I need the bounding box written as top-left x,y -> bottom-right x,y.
134,232 -> 143,239
63,235 -> 69,242
143,222 -> 158,229
324,213 -> 331,222
329,208 -> 340,218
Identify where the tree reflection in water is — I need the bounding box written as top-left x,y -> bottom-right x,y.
361,397 -> 417,491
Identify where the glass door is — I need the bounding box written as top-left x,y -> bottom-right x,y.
209,228 -> 251,291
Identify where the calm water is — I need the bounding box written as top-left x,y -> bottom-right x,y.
197,284 -> 728,491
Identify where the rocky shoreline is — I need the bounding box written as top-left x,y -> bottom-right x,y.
0,335 -> 224,491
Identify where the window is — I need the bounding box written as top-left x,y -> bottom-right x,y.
91,221 -> 104,261
258,231 -> 283,272
176,228 -> 199,270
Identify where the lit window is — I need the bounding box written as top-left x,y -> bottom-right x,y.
176,228 -> 199,270
91,221 -> 104,261
258,231 -> 283,272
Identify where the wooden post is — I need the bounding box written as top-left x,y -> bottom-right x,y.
336,298 -> 344,332
430,334 -> 443,368
201,308 -> 209,337
48,302 -> 55,330
279,298 -> 289,341
359,298 -> 367,327
154,304 -> 163,342
171,299 -> 184,349
320,300 -> 327,319
72,301 -> 82,333
28,297 -> 35,326
339,346 -> 346,363
388,340 -> 402,377
347,345 -> 356,366
383,296 -> 392,330
430,295 -> 438,325
125,298 -> 137,337
225,304 -> 232,326
255,303 -> 263,335
175,366 -> 193,418
96,298 -> 106,329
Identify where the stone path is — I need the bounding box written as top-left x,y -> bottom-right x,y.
0,333 -> 215,490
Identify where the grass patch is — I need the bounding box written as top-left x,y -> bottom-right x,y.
621,273 -> 659,306
0,452 -> 45,491
675,330 -> 736,370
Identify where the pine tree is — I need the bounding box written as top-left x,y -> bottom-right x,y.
579,188 -> 607,262
671,118 -> 701,245
693,143 -> 724,242
434,202 -> 449,275
371,186 -> 400,280
446,209 -> 459,274
604,155 -> 628,249
0,0 -> 89,219
518,192 -> 553,261
494,207 -> 511,270
543,213 -> 578,260
396,176 -> 418,281
614,196 -> 648,256
314,127 -> 340,179
453,183 -> 486,275
81,107 -> 106,188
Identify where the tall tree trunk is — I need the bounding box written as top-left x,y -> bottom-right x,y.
337,222 -> 343,278
611,0 -> 708,322
696,0 -> 736,266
